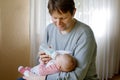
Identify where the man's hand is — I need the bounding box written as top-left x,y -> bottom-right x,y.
38,51 -> 52,64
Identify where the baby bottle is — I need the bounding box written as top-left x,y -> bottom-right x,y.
40,44 -> 56,59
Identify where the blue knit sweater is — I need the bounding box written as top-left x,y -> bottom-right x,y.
42,19 -> 98,80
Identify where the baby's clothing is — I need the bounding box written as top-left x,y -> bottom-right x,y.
31,50 -> 72,75
18,50 -> 71,76
18,59 -> 60,76
30,59 -> 60,76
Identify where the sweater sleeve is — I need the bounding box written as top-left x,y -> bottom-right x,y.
46,31 -> 97,80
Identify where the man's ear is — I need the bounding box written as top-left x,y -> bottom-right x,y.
72,8 -> 76,17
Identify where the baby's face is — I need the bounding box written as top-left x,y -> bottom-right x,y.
56,55 -> 64,70
56,55 -> 62,65
56,55 -> 67,71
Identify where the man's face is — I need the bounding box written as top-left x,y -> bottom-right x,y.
51,11 -> 75,31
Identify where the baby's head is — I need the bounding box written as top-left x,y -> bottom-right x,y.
55,53 -> 77,72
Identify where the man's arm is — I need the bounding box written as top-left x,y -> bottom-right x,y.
46,35 -> 97,80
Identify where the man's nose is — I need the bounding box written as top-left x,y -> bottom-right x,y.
56,19 -> 62,25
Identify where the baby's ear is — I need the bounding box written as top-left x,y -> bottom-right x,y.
57,64 -> 61,70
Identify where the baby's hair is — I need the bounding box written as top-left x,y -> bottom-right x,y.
59,54 -> 77,72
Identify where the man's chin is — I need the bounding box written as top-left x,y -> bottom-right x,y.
59,29 -> 66,32
58,27 -> 65,31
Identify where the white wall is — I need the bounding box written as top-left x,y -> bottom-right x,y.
0,8 -> 1,49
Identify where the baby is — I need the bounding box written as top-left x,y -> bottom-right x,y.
18,44 -> 77,77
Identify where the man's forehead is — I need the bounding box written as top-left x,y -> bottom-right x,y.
51,11 -> 71,17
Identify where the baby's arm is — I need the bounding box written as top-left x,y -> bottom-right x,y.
29,59 -> 46,75
39,60 -> 60,76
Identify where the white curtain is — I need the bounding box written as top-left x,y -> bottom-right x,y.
30,0 -> 48,66
30,0 -> 120,79
74,0 -> 120,79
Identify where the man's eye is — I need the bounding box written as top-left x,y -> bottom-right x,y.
63,17 -> 67,19
53,17 -> 57,19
